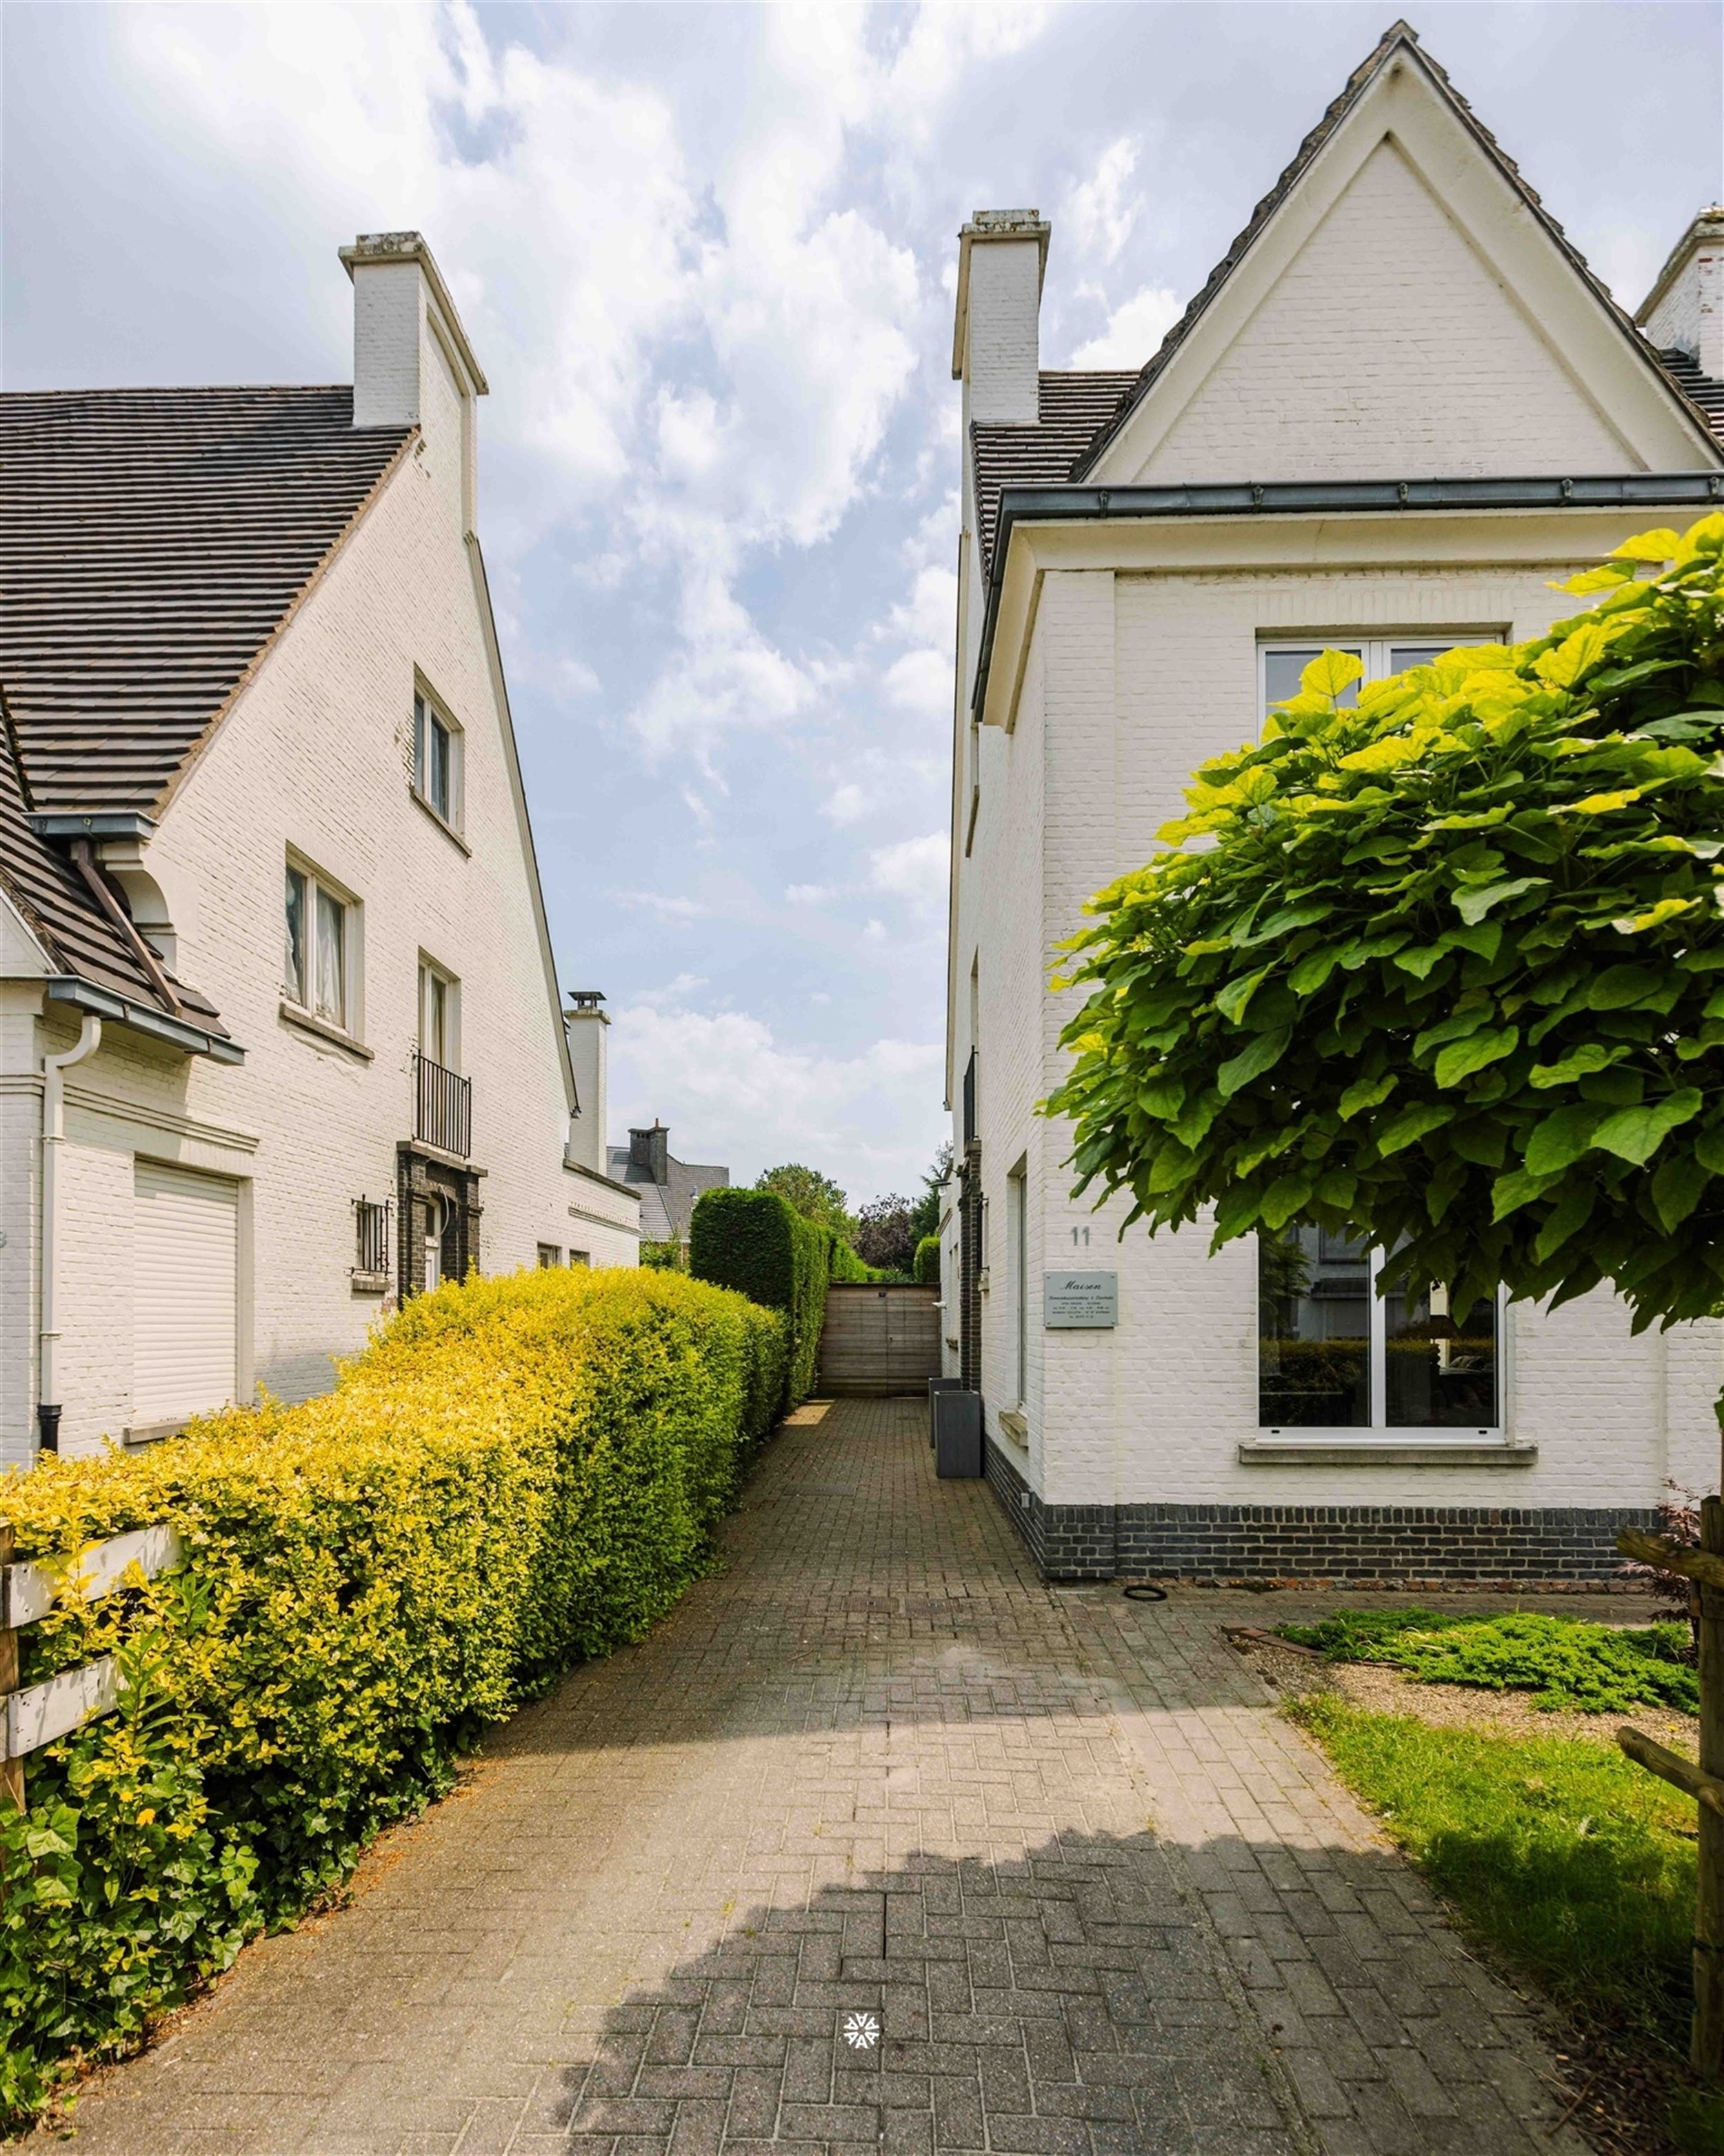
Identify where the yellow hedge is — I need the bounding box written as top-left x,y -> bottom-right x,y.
0,1266 -> 785,2125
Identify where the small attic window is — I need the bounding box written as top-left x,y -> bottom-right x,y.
412,687 -> 462,831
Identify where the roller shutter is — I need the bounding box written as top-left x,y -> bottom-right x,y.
132,1160 -> 239,1427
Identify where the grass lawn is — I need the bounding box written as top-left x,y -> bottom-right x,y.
1277,1606 -> 1698,1715
1292,1695 -> 1723,2153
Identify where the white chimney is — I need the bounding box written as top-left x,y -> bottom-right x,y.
951,209 -> 1050,425
563,991 -> 610,1175
1637,207 -> 1724,382
340,232 -> 488,425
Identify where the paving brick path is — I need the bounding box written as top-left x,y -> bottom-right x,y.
42,1399 -> 1589,2156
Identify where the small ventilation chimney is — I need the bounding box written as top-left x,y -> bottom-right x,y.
629,1122 -> 670,1186
951,209 -> 1051,425
339,231 -> 489,428
1638,207 -> 1724,383
563,991 -> 608,1174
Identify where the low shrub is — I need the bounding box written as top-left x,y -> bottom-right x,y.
0,1265 -> 783,2129
914,1236 -> 940,1285
690,1187 -> 840,1405
1279,1607 -> 1698,1715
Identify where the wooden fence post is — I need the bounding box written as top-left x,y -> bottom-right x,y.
1697,1494 -> 1724,2079
0,1525 -> 22,1813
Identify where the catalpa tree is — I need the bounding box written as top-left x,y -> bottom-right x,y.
1043,512 -> 1724,2069
1045,514 -> 1724,1344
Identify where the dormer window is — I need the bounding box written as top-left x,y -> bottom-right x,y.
412,685 -> 463,835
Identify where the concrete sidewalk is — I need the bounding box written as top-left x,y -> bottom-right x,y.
38,1398 -> 1587,2156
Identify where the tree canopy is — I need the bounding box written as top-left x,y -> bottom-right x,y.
1043,515 -> 1724,1336
753,1162 -> 854,1238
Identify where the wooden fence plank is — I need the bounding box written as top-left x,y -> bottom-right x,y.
3,1656 -> 120,1762
1,1524 -> 183,1629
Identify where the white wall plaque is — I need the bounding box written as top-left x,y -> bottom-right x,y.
1043,1270 -> 1118,1328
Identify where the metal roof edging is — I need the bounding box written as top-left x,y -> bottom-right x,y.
969,470 -> 1724,721
46,976 -> 245,1064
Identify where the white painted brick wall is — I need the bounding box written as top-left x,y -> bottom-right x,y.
955,553 -> 1724,1512
0,294 -> 637,1467
1642,232 -> 1724,381
1129,141 -> 1631,484
961,239 -> 1042,427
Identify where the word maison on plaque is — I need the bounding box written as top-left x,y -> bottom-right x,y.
1043,1271 -> 1119,1329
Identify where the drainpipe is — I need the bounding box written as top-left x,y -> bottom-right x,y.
39,1015 -> 102,1458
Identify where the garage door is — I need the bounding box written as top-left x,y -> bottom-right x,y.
133,1160 -> 240,1428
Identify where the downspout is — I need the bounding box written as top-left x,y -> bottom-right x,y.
39,1015 -> 102,1457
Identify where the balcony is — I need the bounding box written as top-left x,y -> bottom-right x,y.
414,1050 -> 471,1158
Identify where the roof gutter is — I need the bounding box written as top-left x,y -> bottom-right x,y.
970,470 -> 1724,720
46,977 -> 244,1064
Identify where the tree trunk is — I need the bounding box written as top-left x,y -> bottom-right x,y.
1696,1489 -> 1724,2078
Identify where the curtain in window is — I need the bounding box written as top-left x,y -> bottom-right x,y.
315,888 -> 345,1023
283,867 -> 306,1003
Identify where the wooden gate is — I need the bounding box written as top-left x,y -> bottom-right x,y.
817,1284 -> 942,1397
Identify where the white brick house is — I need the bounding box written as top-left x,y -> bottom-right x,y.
945,26 -> 1724,1581
0,232 -> 639,1468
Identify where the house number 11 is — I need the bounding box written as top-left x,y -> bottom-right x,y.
1070,1227 -> 1090,1247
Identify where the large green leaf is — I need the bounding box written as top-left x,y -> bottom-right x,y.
1524,1105 -> 1607,1178
1454,876 -> 1547,925
1216,1027 -> 1292,1098
1433,1028 -> 1518,1088
1590,1090 -> 1702,1167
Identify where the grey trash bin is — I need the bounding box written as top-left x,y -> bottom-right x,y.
933,1388 -> 983,1478
928,1376 -> 963,1447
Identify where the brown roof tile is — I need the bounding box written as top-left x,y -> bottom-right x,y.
0,385 -> 412,813
971,370 -> 1139,576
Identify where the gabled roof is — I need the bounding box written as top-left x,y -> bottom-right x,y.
605,1145 -> 729,1244
0,718 -> 229,1041
0,385 -> 412,812
971,370 -> 1137,576
1070,21 -> 1724,481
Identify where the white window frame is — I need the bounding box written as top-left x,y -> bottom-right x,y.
1257,1236 -> 1510,1444
412,682 -> 464,835
1259,633 -> 1505,723
537,1242 -> 563,1269
418,957 -> 461,1072
283,853 -> 362,1038
1006,1158 -> 1028,1409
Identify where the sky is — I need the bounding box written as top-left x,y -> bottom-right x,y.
4,1 -> 1720,1207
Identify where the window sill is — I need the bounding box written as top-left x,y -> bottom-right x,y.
410,786 -> 471,856
1239,1440 -> 1536,1468
279,1001 -> 374,1061
998,1408 -> 1030,1447
350,1270 -> 390,1296
123,1420 -> 188,1448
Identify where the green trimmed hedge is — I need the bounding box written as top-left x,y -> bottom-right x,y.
914,1235 -> 940,1284
689,1187 -> 879,1404
0,1266 -> 784,2129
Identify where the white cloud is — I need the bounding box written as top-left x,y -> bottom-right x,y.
1065,138 -> 1140,263
606,994 -> 945,1194
785,883 -> 835,906
611,890 -> 708,922
869,831 -> 948,917
823,783 -> 870,827
883,647 -> 952,718
1069,283 -> 1183,368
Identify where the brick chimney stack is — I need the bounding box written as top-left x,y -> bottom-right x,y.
1638,207 -> 1724,382
951,209 -> 1051,425
629,1122 -> 670,1186
563,991 -> 609,1174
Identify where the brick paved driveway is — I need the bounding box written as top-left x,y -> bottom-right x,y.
42,1399 -> 1588,2156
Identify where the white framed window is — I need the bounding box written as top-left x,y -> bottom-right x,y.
418,959 -> 459,1071
568,1249 -> 590,1268
537,1242 -> 563,1268
284,856 -> 359,1033
1260,635 -> 1504,721
1258,1226 -> 1502,1438
424,1195 -> 448,1291
1006,1158 -> 1028,1409
413,685 -> 463,829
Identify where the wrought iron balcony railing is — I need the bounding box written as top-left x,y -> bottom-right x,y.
414,1050 -> 471,1158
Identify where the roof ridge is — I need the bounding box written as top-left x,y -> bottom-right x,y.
1068,19 -> 1718,479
